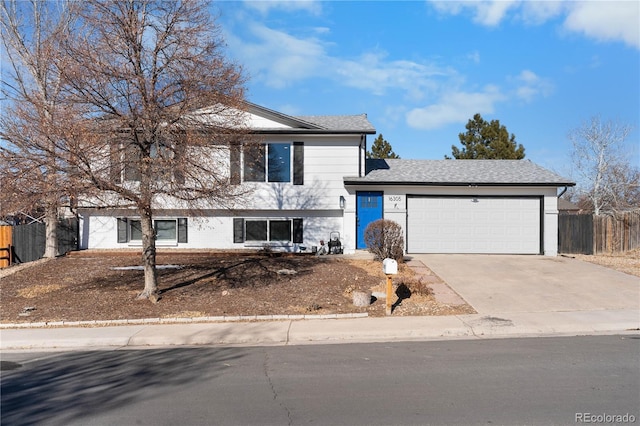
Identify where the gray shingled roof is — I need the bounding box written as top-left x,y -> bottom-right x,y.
245,102 -> 375,133
295,115 -> 376,133
344,159 -> 575,186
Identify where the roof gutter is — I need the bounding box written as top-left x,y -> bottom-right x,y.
343,180 -> 577,187
252,129 -> 376,135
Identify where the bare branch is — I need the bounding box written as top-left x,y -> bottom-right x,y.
568,116 -> 637,215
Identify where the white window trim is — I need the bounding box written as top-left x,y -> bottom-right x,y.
243,142 -> 292,183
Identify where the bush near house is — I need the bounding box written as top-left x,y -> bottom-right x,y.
364,219 -> 404,262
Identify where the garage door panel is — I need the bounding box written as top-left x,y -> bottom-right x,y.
408,197 -> 540,254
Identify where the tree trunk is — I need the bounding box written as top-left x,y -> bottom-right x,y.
137,208 -> 159,302
43,205 -> 59,258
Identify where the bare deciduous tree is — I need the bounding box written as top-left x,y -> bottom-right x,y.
568,116 -> 637,215
0,0 -> 76,257
55,0 -> 251,301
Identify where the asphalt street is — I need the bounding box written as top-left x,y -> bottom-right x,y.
2,335 -> 638,426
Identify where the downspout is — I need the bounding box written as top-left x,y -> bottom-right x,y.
558,186 -> 568,199
555,186 -> 569,257
359,134 -> 365,177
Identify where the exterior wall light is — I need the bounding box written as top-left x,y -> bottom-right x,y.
339,195 -> 346,209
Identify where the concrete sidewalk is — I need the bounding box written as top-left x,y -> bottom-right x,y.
1,309 -> 638,350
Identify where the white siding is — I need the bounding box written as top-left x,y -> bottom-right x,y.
78,209 -> 350,252
243,135 -> 360,211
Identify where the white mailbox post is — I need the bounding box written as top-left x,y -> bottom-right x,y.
382,258 -> 398,315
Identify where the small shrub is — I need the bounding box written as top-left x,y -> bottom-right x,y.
364,219 -> 404,261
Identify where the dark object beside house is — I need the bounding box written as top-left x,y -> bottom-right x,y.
328,232 -> 343,254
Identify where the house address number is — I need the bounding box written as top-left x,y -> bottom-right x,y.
387,195 -> 404,209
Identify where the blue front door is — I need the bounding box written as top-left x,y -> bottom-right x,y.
356,191 -> 383,249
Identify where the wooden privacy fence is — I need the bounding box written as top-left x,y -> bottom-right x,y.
559,211 -> 640,255
0,226 -> 12,268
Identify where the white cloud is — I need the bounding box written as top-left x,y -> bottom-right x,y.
333,52 -> 449,99
226,23 -> 327,88
428,1 -> 465,16
517,1 -> 564,25
512,69 -> 553,102
312,26 -> 331,35
428,0 -> 519,26
467,50 -> 481,64
428,0 -> 640,49
406,86 -> 505,130
471,0 -> 519,26
227,22 -> 453,98
243,0 -> 322,15
563,1 -> 639,49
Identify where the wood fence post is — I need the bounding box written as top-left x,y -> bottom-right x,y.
0,226 -> 12,268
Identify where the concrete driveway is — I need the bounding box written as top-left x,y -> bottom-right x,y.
412,254 -> 639,315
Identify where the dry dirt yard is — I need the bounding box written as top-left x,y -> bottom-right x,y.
0,251 -> 475,325
570,249 -> 640,278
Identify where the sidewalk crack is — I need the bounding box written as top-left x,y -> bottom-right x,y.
285,320 -> 292,345
124,325 -> 148,347
456,316 -> 480,338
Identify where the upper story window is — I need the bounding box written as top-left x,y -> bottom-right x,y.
267,143 -> 291,182
236,142 -> 303,185
111,139 -> 185,184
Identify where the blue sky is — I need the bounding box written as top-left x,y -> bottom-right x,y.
215,0 -> 639,177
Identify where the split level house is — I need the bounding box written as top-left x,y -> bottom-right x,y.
77,102 -> 575,256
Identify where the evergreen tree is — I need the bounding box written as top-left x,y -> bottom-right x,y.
367,134 -> 400,159
447,114 -> 525,159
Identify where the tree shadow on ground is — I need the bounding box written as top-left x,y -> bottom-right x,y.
1,347 -> 246,426
157,254 -> 315,295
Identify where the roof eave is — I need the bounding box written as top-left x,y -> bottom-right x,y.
245,102 -> 326,130
343,180 -> 576,187
253,129 -> 376,135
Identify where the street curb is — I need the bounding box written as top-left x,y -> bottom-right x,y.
1,310 -> 637,351
0,312 -> 369,329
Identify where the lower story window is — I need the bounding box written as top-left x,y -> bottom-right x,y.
234,218 -> 303,243
269,220 -> 292,241
117,217 -> 187,244
245,220 -> 267,241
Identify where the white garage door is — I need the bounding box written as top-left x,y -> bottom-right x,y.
407,197 -> 541,254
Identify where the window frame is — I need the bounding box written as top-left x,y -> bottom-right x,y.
234,218 -> 303,244
267,143 -> 291,183
112,138 -> 183,184
239,142 -> 303,185
117,217 -> 187,245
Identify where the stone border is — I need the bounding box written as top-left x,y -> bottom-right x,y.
0,312 -> 369,329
